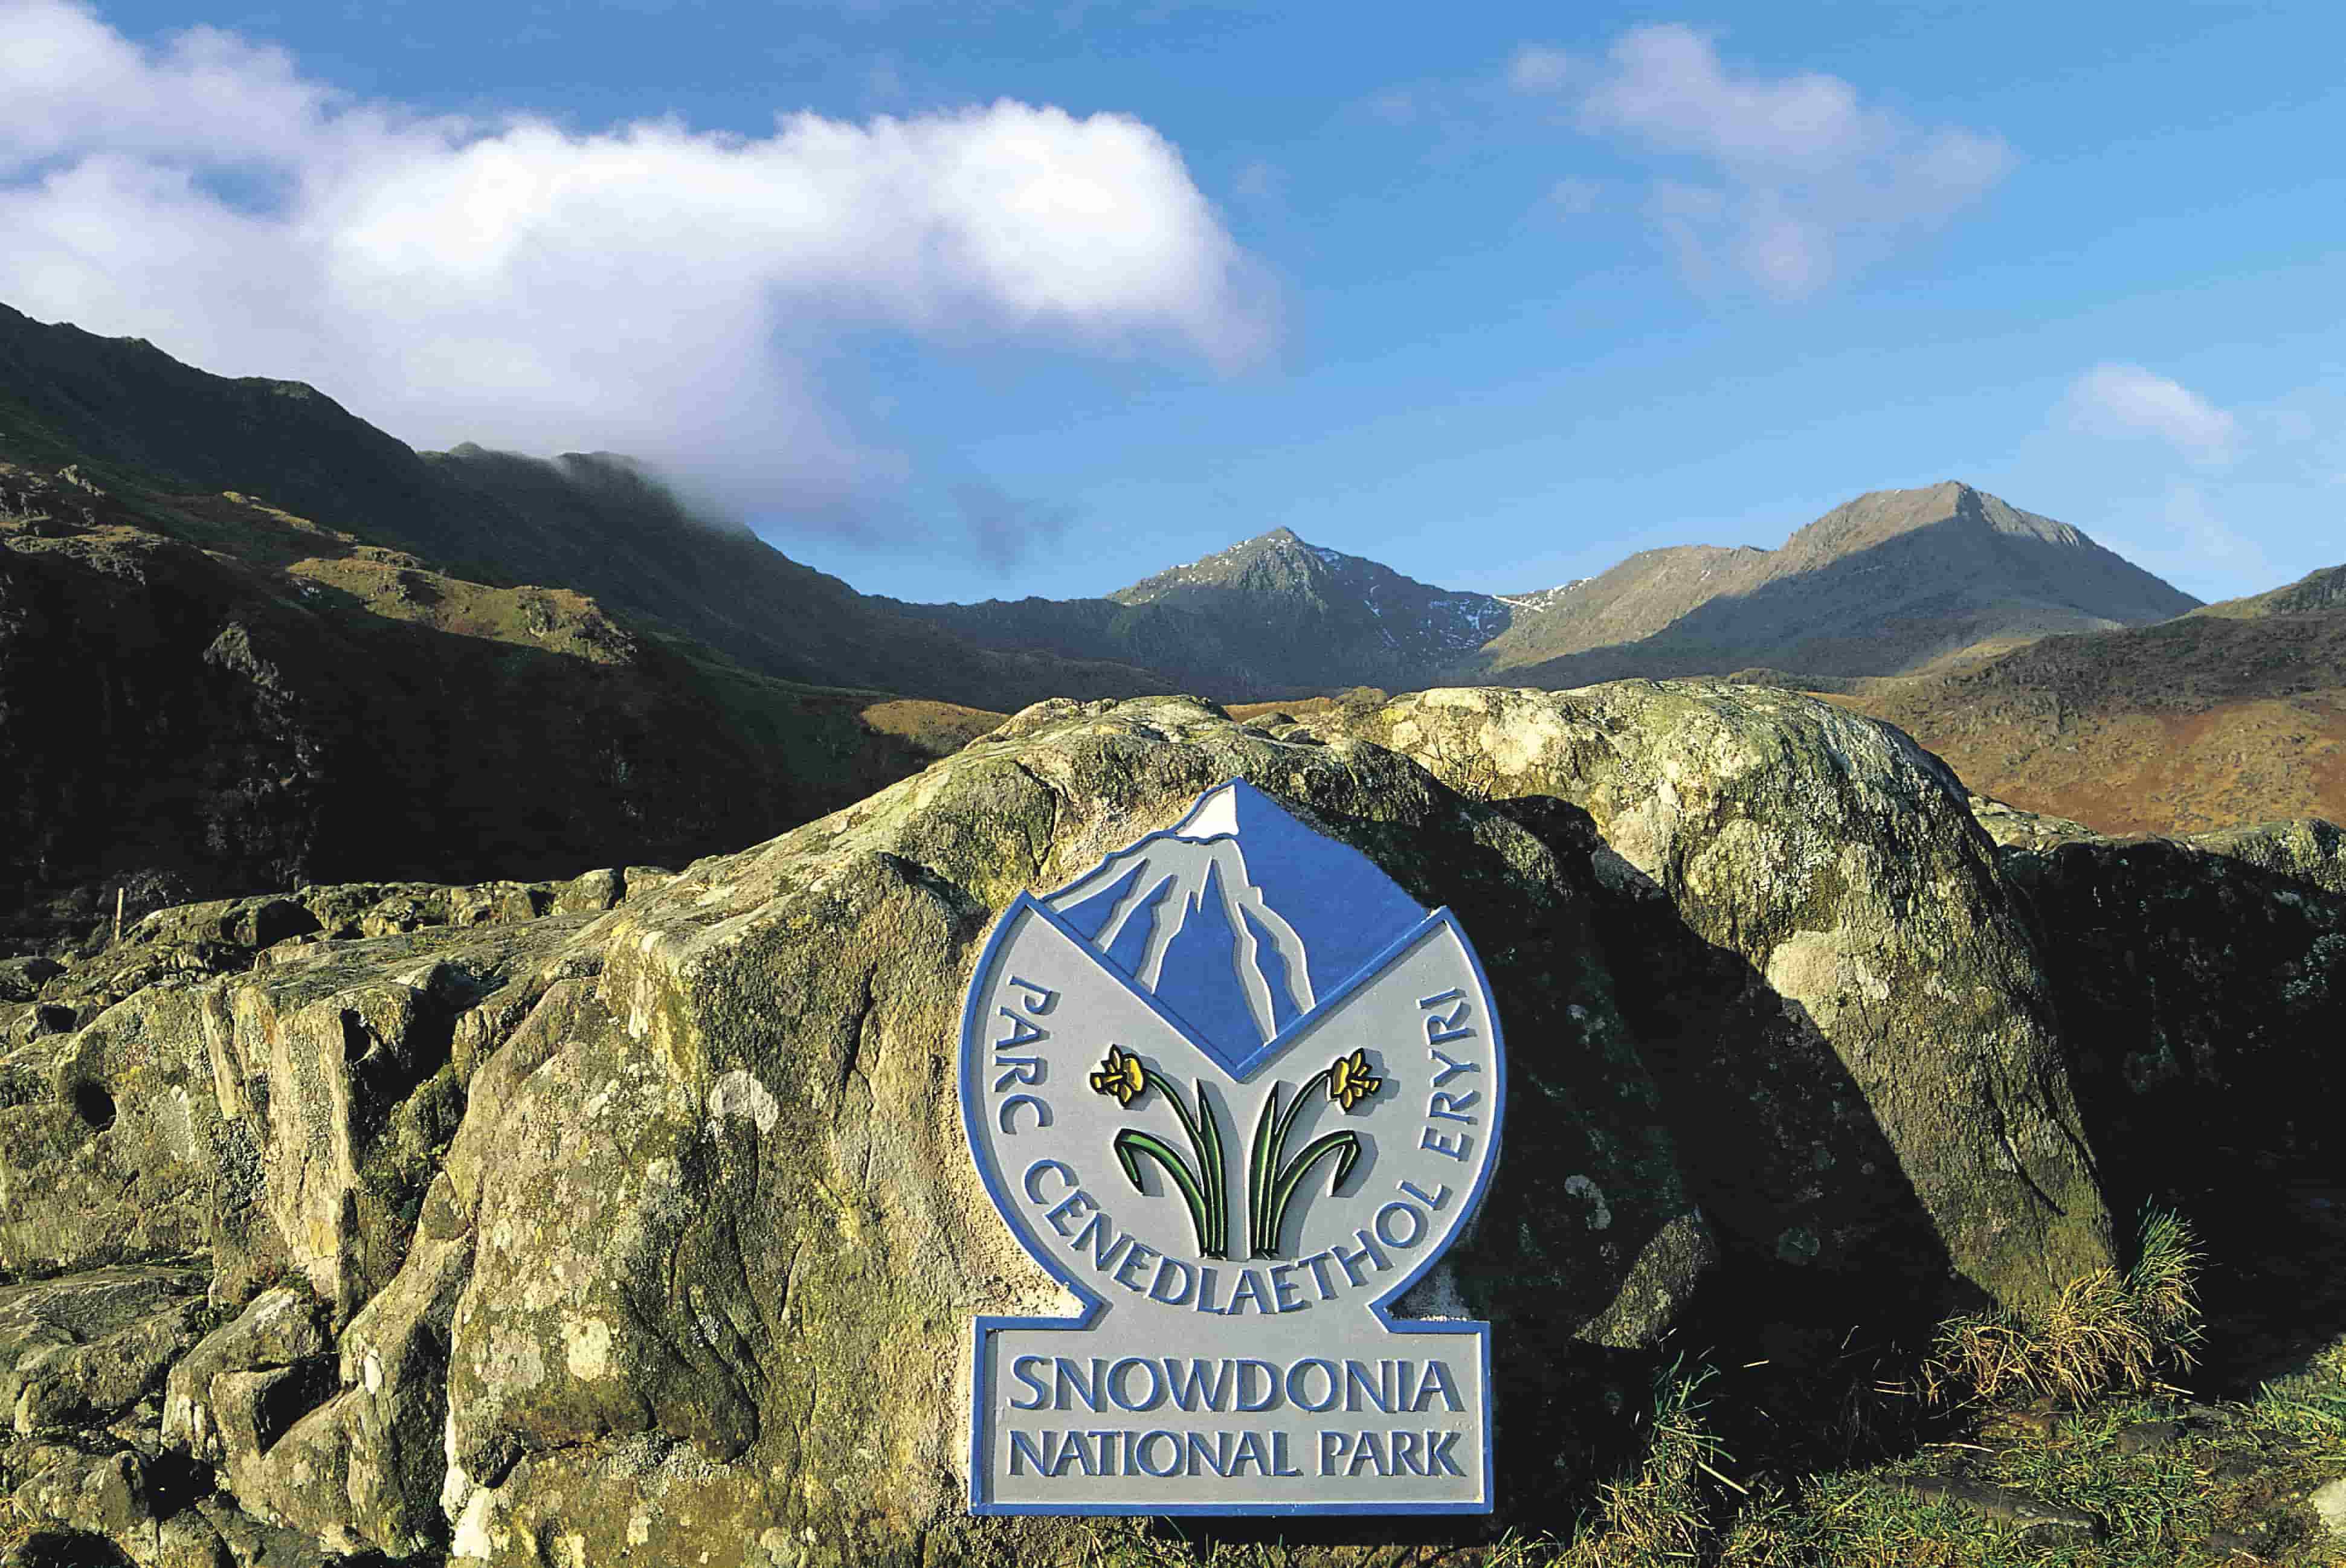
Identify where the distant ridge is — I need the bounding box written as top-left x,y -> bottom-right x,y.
1469,481 -> 2200,686
891,526 -> 1509,700
2188,562 -> 2346,621
0,301 -> 2203,710
902,482 -> 2196,699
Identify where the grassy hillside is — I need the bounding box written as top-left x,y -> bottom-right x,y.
0,455 -> 977,932
1845,570 -> 2346,835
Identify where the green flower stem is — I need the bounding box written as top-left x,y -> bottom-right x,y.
1262,1131 -> 1363,1258
1139,1067 -> 1228,1258
1271,1067 -> 1335,1165
1249,1067 -> 1333,1255
1248,1085 -> 1281,1256
1195,1079 -> 1227,1258
1112,1130 -> 1217,1256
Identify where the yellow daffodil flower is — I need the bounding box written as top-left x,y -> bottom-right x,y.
1328,1049 -> 1382,1111
1091,1045 -> 1147,1107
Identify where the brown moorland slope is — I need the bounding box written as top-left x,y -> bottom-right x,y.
1844,564 -> 2346,834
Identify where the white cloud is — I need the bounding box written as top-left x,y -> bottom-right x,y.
1565,24 -> 2009,298
0,0 -> 1272,530
1507,45 -> 1571,94
2064,364 -> 2237,464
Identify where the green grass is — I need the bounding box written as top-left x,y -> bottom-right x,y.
1080,1208 -> 2346,1568
2252,1335 -> 2346,1447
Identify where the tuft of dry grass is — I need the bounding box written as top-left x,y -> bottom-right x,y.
0,1494 -> 40,1567
1916,1207 -> 2203,1410
2124,1206 -> 2205,1351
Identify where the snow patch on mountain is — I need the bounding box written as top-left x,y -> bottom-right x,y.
1499,580 -> 1590,614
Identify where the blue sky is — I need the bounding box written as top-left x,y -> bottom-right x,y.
2,2 -> 2340,605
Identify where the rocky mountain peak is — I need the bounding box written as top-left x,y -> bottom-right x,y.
1104,527 -> 1511,682
1782,481 -> 2093,562
1471,483 -> 2199,686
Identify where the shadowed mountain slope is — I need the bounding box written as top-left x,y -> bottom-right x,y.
0,303 -> 1169,712
0,457 -> 997,935
1846,561 -> 2346,834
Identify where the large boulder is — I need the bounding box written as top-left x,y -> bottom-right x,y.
433,693 -> 1713,1564
1315,683 -> 2115,1317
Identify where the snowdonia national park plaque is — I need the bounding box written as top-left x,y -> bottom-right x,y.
960,780 -> 1506,1514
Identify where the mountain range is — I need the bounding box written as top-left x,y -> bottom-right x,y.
1468,482 -> 2199,686
0,301 -> 2203,710
0,303 -> 1168,715
894,483 -> 2199,698
889,529 -> 1511,696
2,297 -> 2338,927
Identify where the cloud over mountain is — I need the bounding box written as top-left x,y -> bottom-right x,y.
0,0 -> 1272,530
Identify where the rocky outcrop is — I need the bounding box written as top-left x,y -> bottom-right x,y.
421,693 -> 1735,1563
1316,683 -> 2114,1316
1994,816 -> 2346,1210
6,681 -> 2333,1564
0,1269 -> 208,1436
0,873 -> 628,1307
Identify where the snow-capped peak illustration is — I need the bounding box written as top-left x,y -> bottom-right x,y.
1044,781 -> 1428,1073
